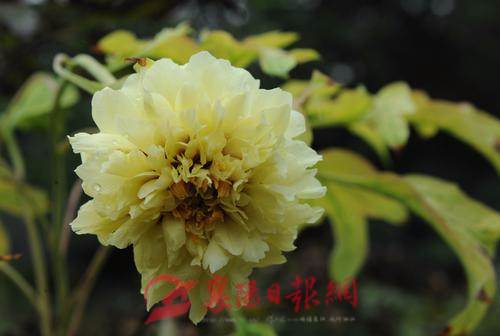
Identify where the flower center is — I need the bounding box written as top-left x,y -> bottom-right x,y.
169,179 -> 231,238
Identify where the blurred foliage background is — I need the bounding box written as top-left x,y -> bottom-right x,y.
0,0 -> 499,335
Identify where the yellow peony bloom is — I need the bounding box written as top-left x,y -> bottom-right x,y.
69,51 -> 325,322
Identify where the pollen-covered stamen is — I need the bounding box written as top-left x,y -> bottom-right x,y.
169,179 -> 228,238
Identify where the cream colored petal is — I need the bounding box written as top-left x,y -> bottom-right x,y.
241,233 -> 269,263
92,87 -> 140,133
284,110 -> 306,139
202,240 -> 229,273
69,133 -> 135,154
143,58 -> 186,104
213,221 -> 245,256
161,215 -> 186,252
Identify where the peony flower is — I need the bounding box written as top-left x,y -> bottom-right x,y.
69,51 -> 325,322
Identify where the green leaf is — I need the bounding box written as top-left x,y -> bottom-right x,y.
97,30 -> 145,56
318,148 -> 500,335
200,30 -> 257,68
0,179 -> 48,217
319,181 -> 368,282
0,163 -> 48,217
3,72 -> 79,130
258,47 -> 297,78
288,48 -> 320,63
307,86 -> 372,127
316,149 -> 407,280
282,70 -> 340,101
99,23 -> 199,67
244,31 -> 299,48
0,222 -> 9,255
348,122 -> 391,165
146,24 -> 200,64
408,91 -> 500,173
365,82 -> 416,148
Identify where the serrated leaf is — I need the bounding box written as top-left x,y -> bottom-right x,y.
318,148 -> 500,335
258,47 -> 297,78
408,91 -> 500,173
3,73 -> 79,130
366,82 -> 416,148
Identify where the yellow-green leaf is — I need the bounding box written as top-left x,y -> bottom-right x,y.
200,30 -> 256,68
289,48 -> 320,63
258,47 -> 297,78
408,91 -> 500,173
244,30 -> 298,48
0,178 -> 48,217
317,149 -> 407,280
349,122 -> 391,165
97,30 -> 145,57
318,148 -> 500,335
366,82 -> 416,148
319,181 -> 368,281
308,86 -> 372,127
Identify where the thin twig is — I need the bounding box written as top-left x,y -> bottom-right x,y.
59,179 -> 82,256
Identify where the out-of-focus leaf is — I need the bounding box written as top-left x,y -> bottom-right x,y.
147,24 -> 200,64
0,222 -> 9,255
308,86 -> 372,127
349,122 -> 391,164
244,30 -> 298,48
200,30 -> 256,68
288,48 -> 320,63
365,82 -> 416,148
0,163 -> 48,216
2,72 -> 79,130
318,148 -> 500,335
319,181 -> 368,282
408,90 -> 500,173
258,47 -> 297,78
282,70 -> 340,102
98,26 -> 314,77
316,149 -> 407,280
149,35 -> 200,64
98,23 -> 198,67
96,30 -> 145,57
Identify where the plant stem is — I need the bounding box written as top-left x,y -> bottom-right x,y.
50,82 -> 70,317
0,262 -> 38,309
65,246 -> 111,336
24,214 -> 52,336
1,127 -> 25,180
